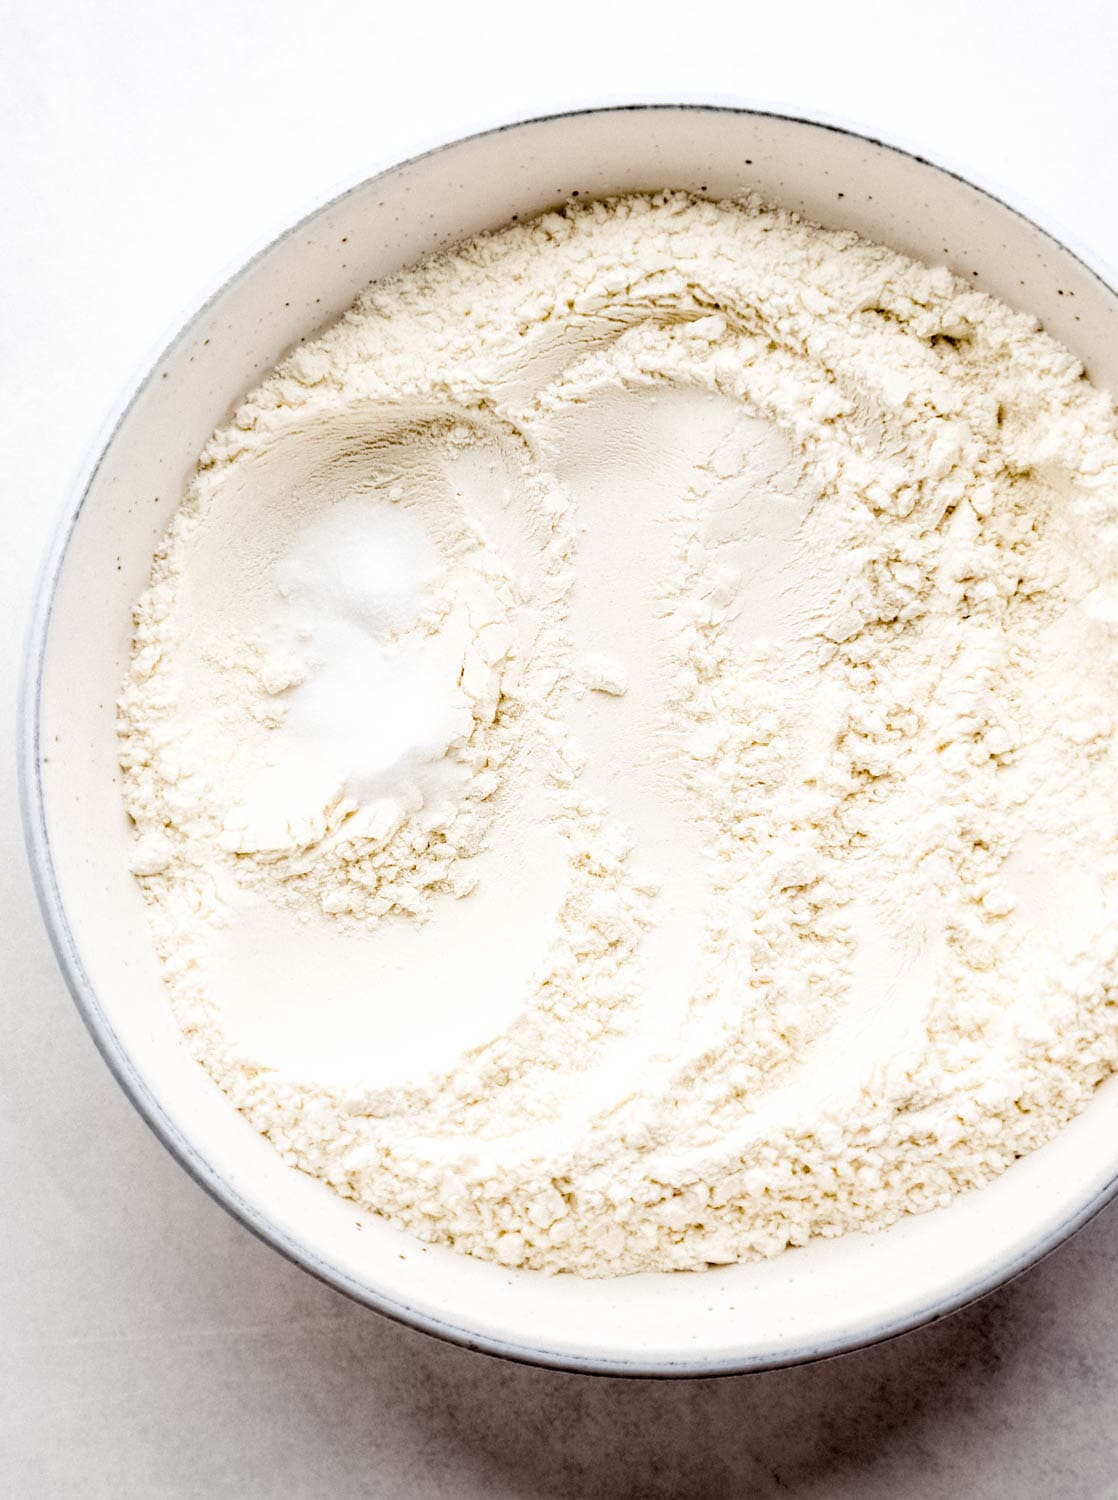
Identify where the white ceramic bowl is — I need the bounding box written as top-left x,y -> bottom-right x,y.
21,103 -> 1118,1376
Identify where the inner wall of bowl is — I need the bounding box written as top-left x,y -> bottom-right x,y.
36,107 -> 1118,1371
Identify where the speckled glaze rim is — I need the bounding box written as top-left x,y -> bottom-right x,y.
19,98 -> 1118,1379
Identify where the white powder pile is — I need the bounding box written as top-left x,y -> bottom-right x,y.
118,193 -> 1118,1275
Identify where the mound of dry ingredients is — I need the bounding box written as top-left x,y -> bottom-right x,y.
118,192 -> 1118,1275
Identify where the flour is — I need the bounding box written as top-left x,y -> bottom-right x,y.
118,192 -> 1118,1275
578,653 -> 629,696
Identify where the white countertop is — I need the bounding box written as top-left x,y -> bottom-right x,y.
5,2 -> 1118,1494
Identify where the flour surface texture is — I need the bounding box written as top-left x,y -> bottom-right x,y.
119,194 -> 1118,1275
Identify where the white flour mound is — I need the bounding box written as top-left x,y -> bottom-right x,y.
118,193 -> 1118,1275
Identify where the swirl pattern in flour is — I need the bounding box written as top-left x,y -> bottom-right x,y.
118,193 -> 1118,1274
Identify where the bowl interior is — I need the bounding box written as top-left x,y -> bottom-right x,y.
28,105 -> 1118,1374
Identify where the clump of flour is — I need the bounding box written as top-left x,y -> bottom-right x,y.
118,192 -> 1118,1275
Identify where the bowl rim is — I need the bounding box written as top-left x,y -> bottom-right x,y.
19,96 -> 1118,1379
